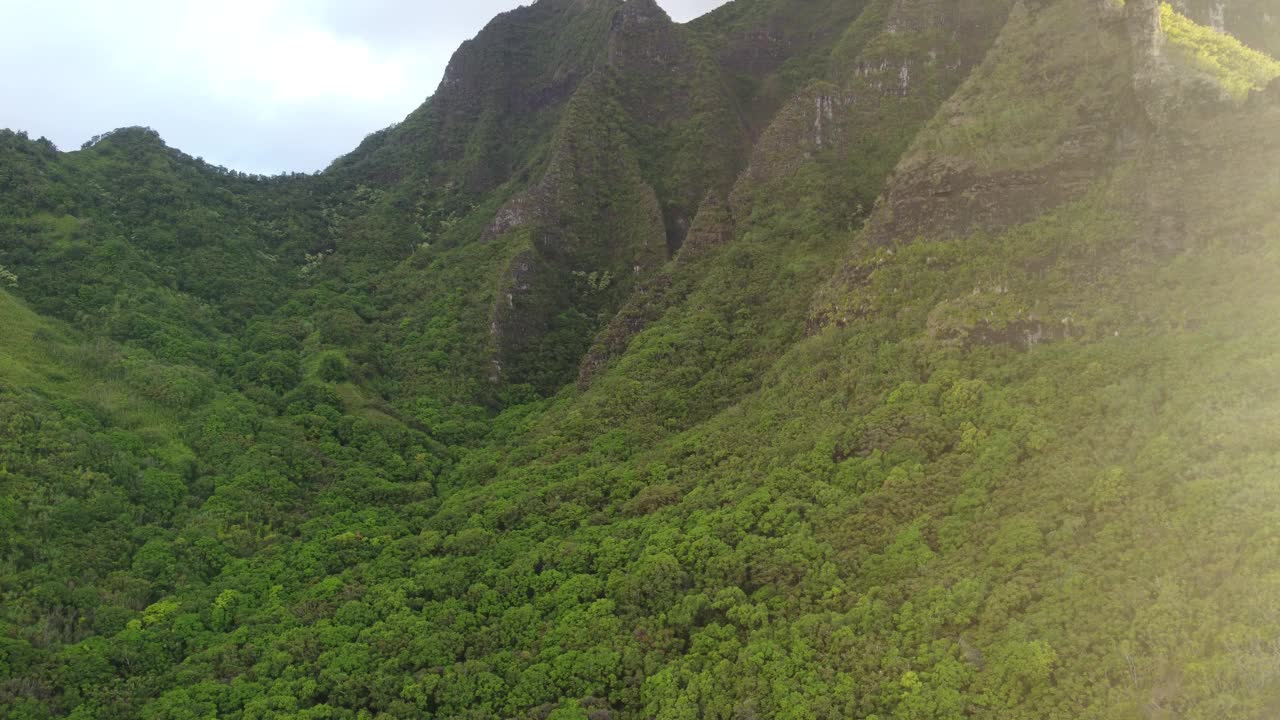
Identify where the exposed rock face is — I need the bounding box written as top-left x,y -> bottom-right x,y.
482,194 -> 536,241
350,0 -> 1036,395
488,248 -> 543,383
1134,0 -> 1277,122
1127,0 -> 1190,125
925,298 -> 1077,350
861,157 -> 1104,249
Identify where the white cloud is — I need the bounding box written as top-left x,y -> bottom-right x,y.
172,0 -> 417,105
0,0 -> 727,174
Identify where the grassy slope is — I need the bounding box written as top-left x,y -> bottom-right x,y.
0,289 -> 190,445
1160,2 -> 1280,99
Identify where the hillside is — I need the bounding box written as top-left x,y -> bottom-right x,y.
3,0 -> 1280,718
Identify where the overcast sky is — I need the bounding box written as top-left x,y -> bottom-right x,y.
1,0 -> 726,175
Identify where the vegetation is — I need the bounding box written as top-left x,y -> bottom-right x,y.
1160,2 -> 1280,99
3,0 -> 1280,718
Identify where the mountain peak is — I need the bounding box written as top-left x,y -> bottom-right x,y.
616,0 -> 672,25
80,125 -> 166,152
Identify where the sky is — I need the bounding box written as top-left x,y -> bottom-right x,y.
0,0 -> 727,175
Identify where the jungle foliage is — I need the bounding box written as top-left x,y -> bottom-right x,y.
2,0 -> 1280,718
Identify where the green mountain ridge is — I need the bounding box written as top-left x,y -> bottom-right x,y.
3,0 -> 1280,717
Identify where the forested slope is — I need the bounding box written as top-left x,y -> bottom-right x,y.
3,0 -> 1280,718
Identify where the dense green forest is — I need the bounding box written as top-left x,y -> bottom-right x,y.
3,0 -> 1280,717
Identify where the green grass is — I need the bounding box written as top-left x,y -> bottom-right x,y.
0,289 -> 194,442
1161,2 -> 1280,99
0,288 -> 66,389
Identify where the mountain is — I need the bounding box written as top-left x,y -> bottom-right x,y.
3,0 -> 1280,717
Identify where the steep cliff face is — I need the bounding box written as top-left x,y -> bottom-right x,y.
331,0 -> 620,194
569,0 -> 1014,403
734,0 -> 1014,213
689,0 -> 877,133
486,76 -> 668,391
845,0 -> 1137,251
575,190 -> 734,388
811,0 -> 1279,343
556,2 -> 1280,715
607,0 -> 752,250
